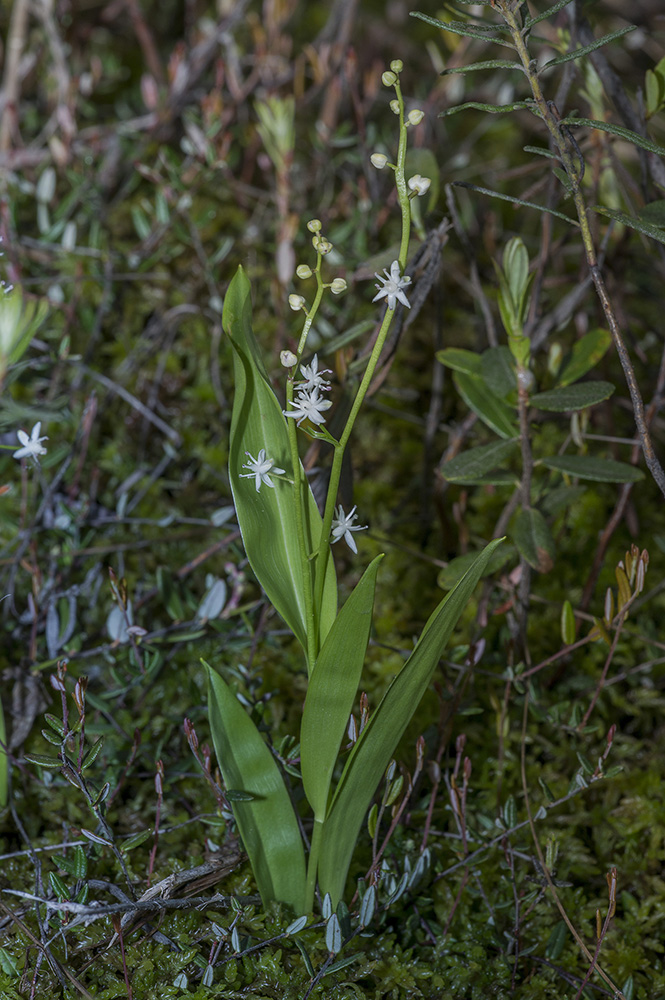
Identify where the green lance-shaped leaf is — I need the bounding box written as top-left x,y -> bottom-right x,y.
481,346 -> 516,400
591,206 -> 665,248
301,555 -> 383,821
224,266 -> 337,662
530,380 -> 615,412
557,328 -> 612,387
317,539 -> 504,906
542,454 -> 644,483
454,372 -> 518,439
206,662 -> 306,911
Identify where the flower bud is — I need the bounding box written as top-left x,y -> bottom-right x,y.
370,152 -> 388,169
330,278 -> 347,295
408,174 -> 431,197
280,350 -> 298,367
288,294 -> 306,311
296,264 -> 312,279
407,109 -> 425,126
390,59 -> 403,74
313,236 -> 332,254
382,70 -> 397,87
307,219 -> 322,233
389,100 -> 400,115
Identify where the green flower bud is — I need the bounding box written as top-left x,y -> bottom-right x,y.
370,152 -> 388,169
296,264 -> 313,279
390,59 -> 403,73
382,70 -> 397,87
288,294 -> 306,311
330,278 -> 347,295
307,219 -> 322,233
407,109 -> 425,126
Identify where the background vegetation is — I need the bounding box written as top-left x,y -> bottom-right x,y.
1,0 -> 664,997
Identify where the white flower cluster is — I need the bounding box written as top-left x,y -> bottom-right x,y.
372,260 -> 411,311
283,355 -> 333,427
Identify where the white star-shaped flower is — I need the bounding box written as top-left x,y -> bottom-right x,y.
13,422 -> 48,462
239,449 -> 285,492
296,355 -> 332,393
283,387 -> 332,427
330,504 -> 367,554
372,260 -> 411,311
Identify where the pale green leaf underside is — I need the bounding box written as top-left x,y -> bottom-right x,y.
224,266 -> 337,665
206,663 -> 306,911
317,538 -> 504,905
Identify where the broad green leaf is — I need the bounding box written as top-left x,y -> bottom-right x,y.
557,329 -> 612,387
560,117 -> 665,159
436,347 -> 481,375
481,346 -> 516,399
542,455 -> 644,483
453,181 -> 579,227
591,205 -> 665,247
206,662 -> 306,910
540,26 -> 636,70
530,381 -> 615,411
301,555 -> 383,821
318,539 -> 504,905
442,438 -> 519,484
438,543 -> 515,590
454,372 -> 517,439
224,267 -> 336,664
512,508 -> 555,573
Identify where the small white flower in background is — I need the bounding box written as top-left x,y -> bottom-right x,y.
372,260 -> 412,311
370,152 -> 388,169
408,174 -> 431,197
331,505 -> 367,554
13,422 -> 48,462
283,387 -> 332,427
289,294 -> 306,312
239,449 -> 286,492
297,355 -> 332,393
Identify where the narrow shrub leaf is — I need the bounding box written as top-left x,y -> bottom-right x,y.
512,508 -> 555,573
454,372 -> 517,439
441,59 -> 525,75
560,117 -> 665,158
224,266 -> 336,663
206,662 -> 306,910
591,205 -> 665,247
442,438 -> 519,484
542,455 -> 644,483
530,380 -> 615,411
557,329 -> 612,386
453,181 -> 580,227
318,539 -> 504,905
540,26 -> 636,70
481,346 -> 516,399
561,600 -> 575,645
301,555 -> 383,820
